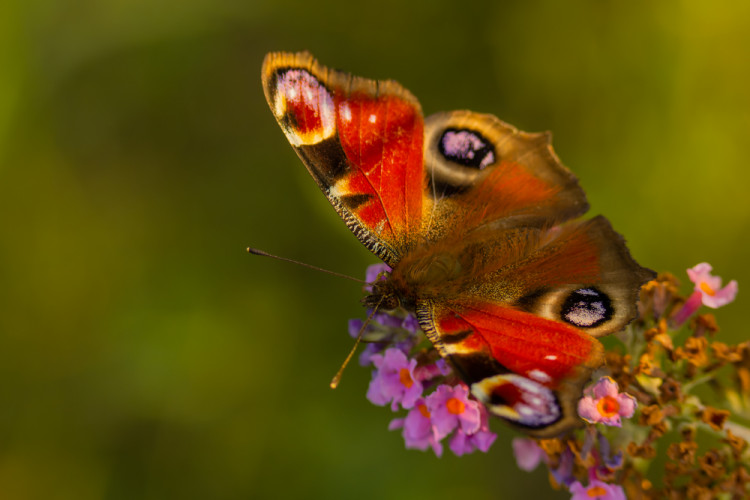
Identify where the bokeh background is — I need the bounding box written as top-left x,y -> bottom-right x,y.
1,1 -> 749,498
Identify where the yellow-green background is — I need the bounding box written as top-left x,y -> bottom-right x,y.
1,1 -> 748,499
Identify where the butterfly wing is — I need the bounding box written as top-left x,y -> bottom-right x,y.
420,110 -> 590,240
262,52 -> 426,265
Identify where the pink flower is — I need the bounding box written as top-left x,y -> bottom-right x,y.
426,384 -> 481,440
448,405 -> 497,456
673,263 -> 738,325
512,437 -> 546,471
389,399 -> 443,457
577,376 -> 636,427
367,348 -> 423,410
688,262 -> 738,308
569,479 -> 626,500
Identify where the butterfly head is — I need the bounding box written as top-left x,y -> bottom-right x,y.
363,278 -> 402,311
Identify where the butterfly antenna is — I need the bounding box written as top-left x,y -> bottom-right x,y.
330,296 -> 383,389
247,247 -> 366,284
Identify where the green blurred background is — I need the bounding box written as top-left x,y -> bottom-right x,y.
1,1 -> 748,498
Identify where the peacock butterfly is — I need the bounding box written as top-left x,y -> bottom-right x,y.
260,51 -> 654,438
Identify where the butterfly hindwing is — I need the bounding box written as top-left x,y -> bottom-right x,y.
262,52 -> 426,265
417,299 -> 604,437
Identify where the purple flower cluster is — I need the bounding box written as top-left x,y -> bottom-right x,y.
366,348 -> 497,457
354,265 -> 497,457
387,383 -> 497,457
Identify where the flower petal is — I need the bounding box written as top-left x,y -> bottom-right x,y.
592,376 -> 619,399
616,393 -> 637,419
512,438 -> 544,471
577,396 -> 599,423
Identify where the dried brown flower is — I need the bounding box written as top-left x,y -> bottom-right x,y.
692,313 -> 719,338
723,429 -> 748,458
639,273 -> 681,319
712,341 -> 745,363
658,377 -> 683,404
639,404 -> 665,426
699,406 -> 730,431
667,441 -> 698,467
537,438 -> 564,462
681,426 -> 697,442
697,449 -> 725,480
719,466 -> 750,499
644,319 -> 674,351
627,441 -> 656,459
674,336 -> 709,368
685,483 -> 714,500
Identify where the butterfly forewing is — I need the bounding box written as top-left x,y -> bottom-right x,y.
262,52 -> 426,265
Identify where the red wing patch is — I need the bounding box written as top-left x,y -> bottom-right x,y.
333,91 -> 425,240
434,302 -> 602,387
417,299 -> 604,436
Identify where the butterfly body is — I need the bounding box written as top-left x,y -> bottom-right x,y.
261,51 -> 654,437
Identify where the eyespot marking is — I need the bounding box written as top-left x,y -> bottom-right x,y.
438,128 -> 496,169
528,369 -> 552,383
561,287 -> 613,328
472,373 -> 560,427
273,69 -> 335,146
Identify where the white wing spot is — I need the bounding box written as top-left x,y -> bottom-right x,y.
544,355 -> 558,361
341,103 -> 352,122
329,183 -> 342,198
518,405 -> 534,417
528,369 -> 552,383
368,114 -> 377,124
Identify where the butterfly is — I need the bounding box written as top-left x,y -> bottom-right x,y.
261,51 -> 654,438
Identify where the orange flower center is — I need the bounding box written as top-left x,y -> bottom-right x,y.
446,397 -> 466,415
597,395 -> 620,418
700,281 -> 716,296
587,485 -> 607,497
399,368 -> 414,388
418,403 -> 430,419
